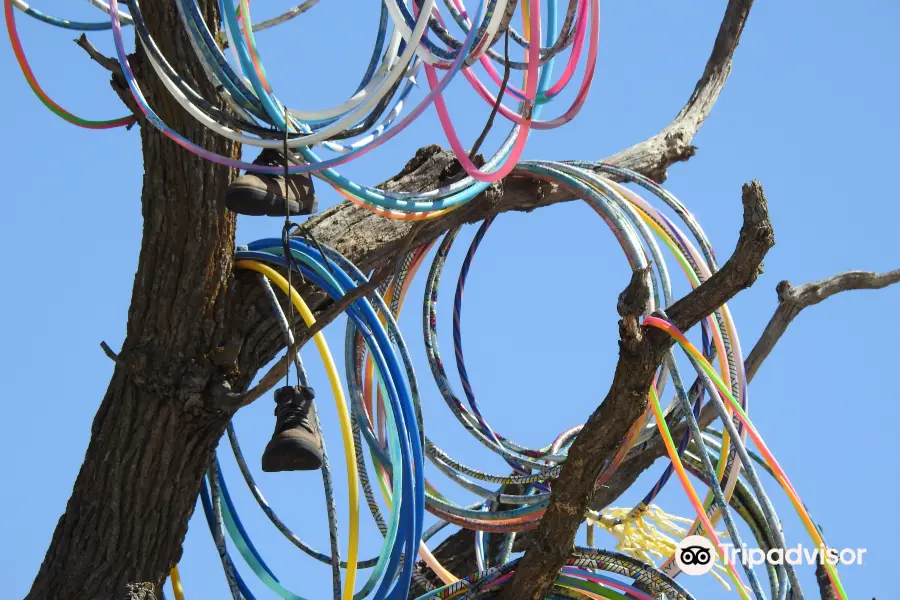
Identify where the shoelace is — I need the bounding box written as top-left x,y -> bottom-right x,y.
254,149 -> 313,200
254,149 -> 291,170
275,398 -> 314,433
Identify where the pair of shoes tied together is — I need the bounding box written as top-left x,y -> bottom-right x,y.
227,150 -> 324,474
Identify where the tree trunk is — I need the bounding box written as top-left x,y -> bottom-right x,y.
27,374 -> 230,599
27,1 -> 239,597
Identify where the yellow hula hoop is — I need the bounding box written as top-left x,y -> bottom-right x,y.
235,259 -> 361,600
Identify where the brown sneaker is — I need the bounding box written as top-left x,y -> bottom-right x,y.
225,149 -> 317,217
261,385 -> 324,472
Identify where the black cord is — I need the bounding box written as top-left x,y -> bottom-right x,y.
469,29 -> 512,161
302,228 -> 338,279
283,108 -> 293,388
276,110 -> 338,388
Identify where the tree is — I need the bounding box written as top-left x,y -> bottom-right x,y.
15,0 -> 897,599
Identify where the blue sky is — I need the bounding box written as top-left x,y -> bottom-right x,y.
1,1 -> 898,599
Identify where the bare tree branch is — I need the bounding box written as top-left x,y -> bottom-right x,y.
496,181 -> 773,600
74,34 -> 143,124
746,269 -> 900,380
75,34 -> 123,76
100,340 -> 123,365
598,0 -> 754,183
665,181 -> 772,330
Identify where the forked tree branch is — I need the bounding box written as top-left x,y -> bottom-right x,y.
495,180 -> 773,600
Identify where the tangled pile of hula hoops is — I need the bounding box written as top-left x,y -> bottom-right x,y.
8,2 -> 847,600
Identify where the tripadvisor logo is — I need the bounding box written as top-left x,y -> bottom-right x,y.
675,535 -> 716,575
675,536 -> 867,575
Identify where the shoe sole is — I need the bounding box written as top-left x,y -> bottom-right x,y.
225,185 -> 316,217
261,435 -> 323,472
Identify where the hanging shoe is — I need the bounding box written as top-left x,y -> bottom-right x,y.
261,385 -> 324,472
225,149 -> 317,217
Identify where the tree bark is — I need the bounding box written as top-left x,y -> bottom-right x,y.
27,1 -> 240,598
